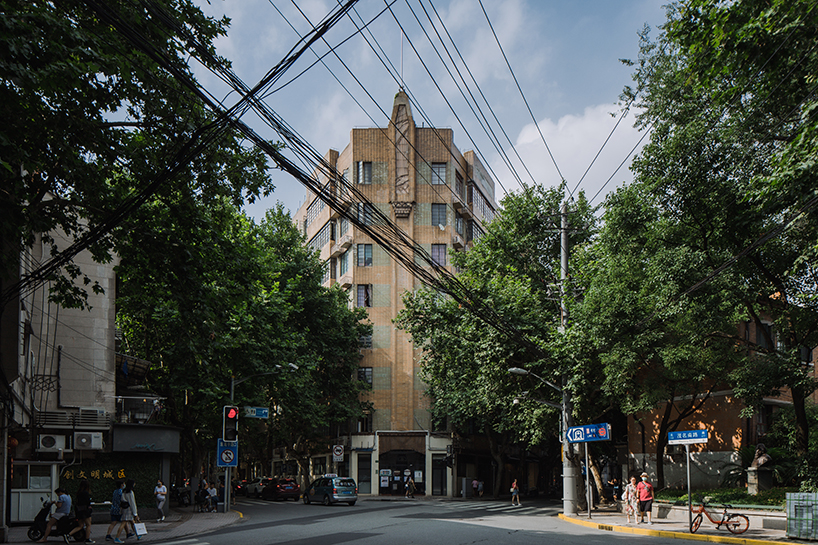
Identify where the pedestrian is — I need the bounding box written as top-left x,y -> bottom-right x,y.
404,477 -> 416,498
608,477 -> 620,501
68,479 -> 94,543
154,479 -> 167,522
113,479 -> 140,543
472,478 -> 479,498
622,475 -> 639,523
636,472 -> 654,524
510,479 -> 521,506
478,480 -> 484,498
36,487 -> 72,542
206,481 -> 218,512
105,481 -> 125,541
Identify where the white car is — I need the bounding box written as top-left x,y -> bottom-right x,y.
245,477 -> 272,497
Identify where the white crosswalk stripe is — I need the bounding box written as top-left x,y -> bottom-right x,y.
440,501 -> 544,514
163,539 -> 209,545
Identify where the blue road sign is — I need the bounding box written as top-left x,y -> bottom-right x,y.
217,439 -> 238,467
566,423 -> 611,443
244,406 -> 270,419
668,429 -> 708,445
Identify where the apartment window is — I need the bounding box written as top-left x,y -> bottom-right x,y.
357,284 -> 372,307
357,244 -> 373,267
432,244 -> 447,266
342,168 -> 349,183
339,251 -> 349,276
308,222 -> 332,252
801,345 -> 814,364
455,213 -> 464,236
357,203 -> 374,225
757,323 -> 774,350
357,161 -> 372,184
431,203 -> 447,227
305,197 -> 325,227
330,257 -> 337,279
431,162 -> 446,185
358,366 -> 373,384
358,413 -> 373,433
339,216 -> 349,236
312,457 -> 327,475
455,170 -> 464,199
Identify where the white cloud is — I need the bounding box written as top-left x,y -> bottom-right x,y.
490,103 -> 645,205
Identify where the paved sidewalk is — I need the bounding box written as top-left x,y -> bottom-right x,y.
559,507 -> 795,544
7,507 -> 242,544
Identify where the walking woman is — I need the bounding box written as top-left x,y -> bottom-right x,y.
511,479 -> 521,506
68,479 -> 94,543
622,475 -> 639,523
113,479 -> 140,543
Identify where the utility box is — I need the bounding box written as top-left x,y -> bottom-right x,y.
787,492 -> 818,540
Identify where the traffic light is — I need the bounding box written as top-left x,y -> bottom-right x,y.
223,405 -> 239,441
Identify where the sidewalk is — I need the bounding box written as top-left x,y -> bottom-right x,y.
7,506 -> 242,544
559,504 -> 797,544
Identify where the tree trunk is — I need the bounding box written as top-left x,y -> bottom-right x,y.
792,387 -> 810,458
588,452 -> 606,505
486,431 -> 506,499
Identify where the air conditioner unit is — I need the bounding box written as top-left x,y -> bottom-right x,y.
37,434 -> 68,452
74,432 -> 104,450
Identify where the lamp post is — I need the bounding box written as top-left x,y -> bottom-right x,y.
226,363 -> 299,511
509,367 -> 577,516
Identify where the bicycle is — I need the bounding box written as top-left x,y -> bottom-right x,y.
690,499 -> 750,534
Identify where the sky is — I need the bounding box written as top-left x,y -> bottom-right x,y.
193,0 -> 668,218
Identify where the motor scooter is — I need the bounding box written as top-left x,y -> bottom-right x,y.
171,483 -> 191,507
27,499 -> 81,542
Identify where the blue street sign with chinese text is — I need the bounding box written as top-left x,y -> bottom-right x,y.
668,429 -> 708,445
566,423 -> 611,443
243,407 -> 269,419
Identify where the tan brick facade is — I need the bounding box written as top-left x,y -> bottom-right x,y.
292,90 -> 497,496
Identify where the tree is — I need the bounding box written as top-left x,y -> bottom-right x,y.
619,1 -> 818,466
397,185 -> 597,498
117,202 -> 370,486
663,0 -> 818,461
1,0 -> 271,308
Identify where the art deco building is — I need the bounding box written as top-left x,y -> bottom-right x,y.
291,90 -> 497,496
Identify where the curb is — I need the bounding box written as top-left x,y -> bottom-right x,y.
557,514 -> 785,545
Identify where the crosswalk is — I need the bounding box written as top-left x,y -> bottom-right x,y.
435,500 -> 552,515
235,497 -> 272,507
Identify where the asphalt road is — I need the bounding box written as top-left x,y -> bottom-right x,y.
180,496 -> 701,545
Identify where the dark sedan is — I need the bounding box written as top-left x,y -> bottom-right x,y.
261,478 -> 301,501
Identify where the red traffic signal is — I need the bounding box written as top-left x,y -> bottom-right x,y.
223,405 -> 239,441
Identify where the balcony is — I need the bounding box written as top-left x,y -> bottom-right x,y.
330,234 -> 353,258
339,274 -> 353,289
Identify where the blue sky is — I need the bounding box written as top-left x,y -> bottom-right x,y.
194,0 -> 668,217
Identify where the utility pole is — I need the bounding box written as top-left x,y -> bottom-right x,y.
560,200 -> 578,516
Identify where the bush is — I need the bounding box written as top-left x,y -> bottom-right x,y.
655,487 -> 794,507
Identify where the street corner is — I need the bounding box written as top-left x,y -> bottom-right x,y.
557,513 -> 788,545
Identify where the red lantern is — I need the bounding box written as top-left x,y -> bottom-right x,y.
7,437 -> 18,448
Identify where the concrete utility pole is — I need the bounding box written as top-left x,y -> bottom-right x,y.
560,200 -> 578,516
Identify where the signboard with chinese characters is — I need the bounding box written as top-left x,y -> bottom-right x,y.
566,423 -> 611,443
217,439 -> 238,467
243,407 -> 269,419
668,429 -> 708,445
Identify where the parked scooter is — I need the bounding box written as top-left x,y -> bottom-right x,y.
27,498 -> 81,542
171,483 -> 191,507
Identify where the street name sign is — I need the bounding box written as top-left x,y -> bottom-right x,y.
668,429 -> 708,445
566,423 -> 611,443
243,406 -> 269,419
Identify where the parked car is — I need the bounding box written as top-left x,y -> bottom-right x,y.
302,474 -> 357,506
261,478 -> 301,501
245,477 -> 271,497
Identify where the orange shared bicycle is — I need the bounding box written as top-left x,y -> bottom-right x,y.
690,500 -> 750,534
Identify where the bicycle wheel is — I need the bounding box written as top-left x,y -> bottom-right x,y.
690,514 -> 703,533
726,514 -> 749,534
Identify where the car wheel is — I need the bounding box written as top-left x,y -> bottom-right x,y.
303,495 -> 310,505
322,495 -> 331,506
348,501 -> 356,506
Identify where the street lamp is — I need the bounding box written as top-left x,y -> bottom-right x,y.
509,367 -> 577,516
225,363 -> 299,511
